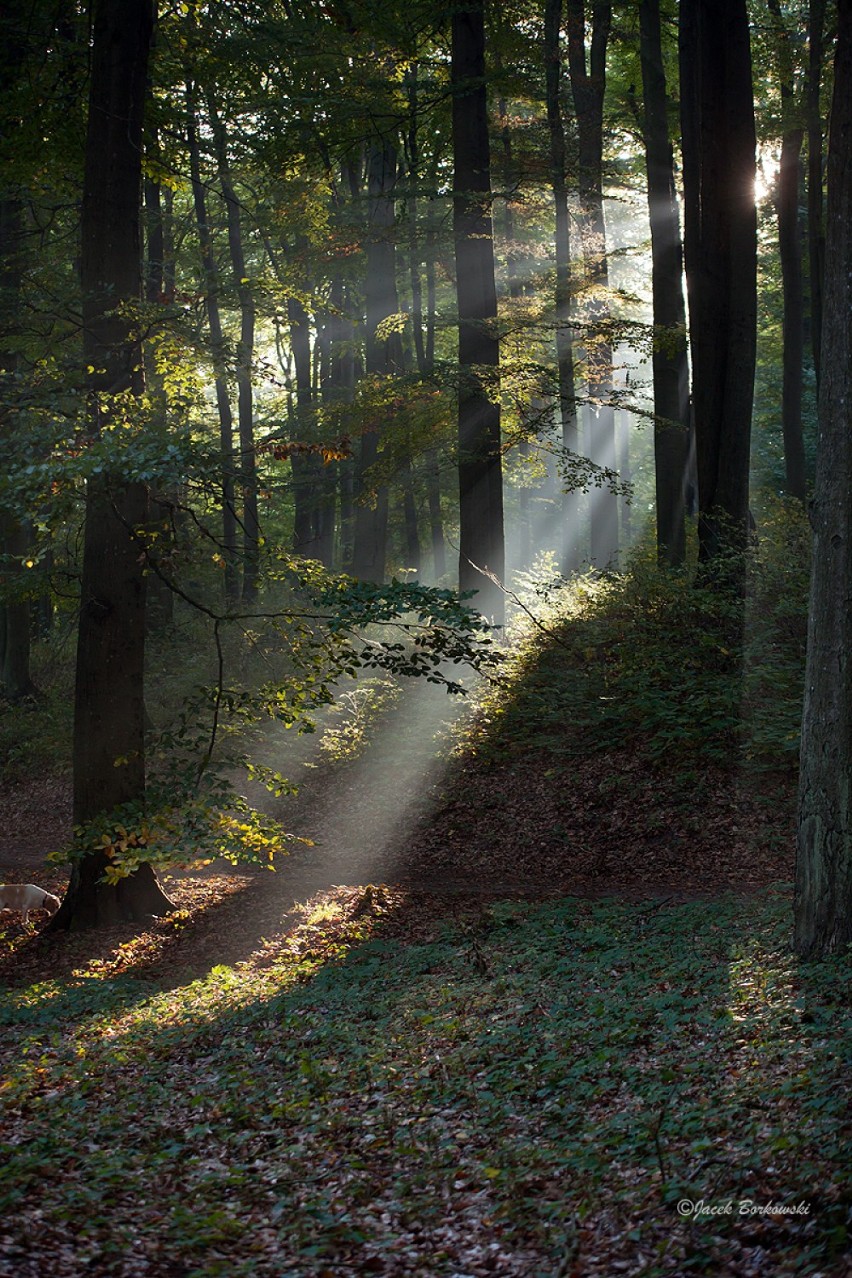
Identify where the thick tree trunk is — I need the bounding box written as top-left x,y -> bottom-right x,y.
795,0 -> 852,960
566,0 -> 618,570
640,0 -> 690,567
545,0 -> 581,575
679,0 -> 757,586
52,0 -> 173,931
186,88 -> 239,603
452,0 -> 505,624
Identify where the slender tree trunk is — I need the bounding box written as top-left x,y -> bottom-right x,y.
400,458 -> 422,574
407,66 -> 428,374
768,0 -> 807,503
566,0 -> 618,570
640,0 -> 690,567
795,0 -> 852,959
452,0 -> 505,624
679,0 -> 757,585
545,0 -> 581,574
407,66 -> 445,580
288,293 -> 318,556
186,87 -> 239,603
424,163 -> 444,577
52,0 -> 173,931
807,0 -> 827,389
143,166 -> 175,625
331,273 -> 358,570
208,97 -> 259,602
351,139 -> 399,582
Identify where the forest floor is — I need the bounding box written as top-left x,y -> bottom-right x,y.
0,650 -> 849,1277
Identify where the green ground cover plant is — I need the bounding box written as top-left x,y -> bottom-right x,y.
1,889 -> 848,1276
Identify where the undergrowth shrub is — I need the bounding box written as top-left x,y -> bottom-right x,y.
484,503 -> 810,778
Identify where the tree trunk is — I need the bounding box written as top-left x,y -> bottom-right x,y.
544,0 -> 581,575
351,139 -> 399,583
640,0 -> 690,567
679,0 -> 757,586
0,194 -> 39,701
452,0 -> 505,624
288,293 -> 319,557
769,0 -> 807,503
807,0 -> 826,389
566,0 -> 618,570
407,67 -> 445,581
186,86 -> 239,603
208,96 -> 259,602
400,457 -> 421,574
796,0 -> 852,959
143,166 -> 176,626
52,0 -> 173,931
330,271 -> 358,570
1,518 -> 38,702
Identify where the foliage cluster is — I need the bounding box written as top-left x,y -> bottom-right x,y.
0,890 -> 848,1274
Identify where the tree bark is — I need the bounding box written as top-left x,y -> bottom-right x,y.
52,0 -> 173,931
679,0 -> 757,586
640,0 -> 690,567
795,0 -> 852,960
452,0 -> 505,624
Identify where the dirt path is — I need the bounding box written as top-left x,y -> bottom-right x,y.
0,670 -> 796,988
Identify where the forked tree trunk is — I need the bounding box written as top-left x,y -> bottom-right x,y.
452,0 -> 505,624
52,0 -> 173,931
640,0 -> 690,566
795,0 -> 852,959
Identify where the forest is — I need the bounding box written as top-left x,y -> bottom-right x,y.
0,0 -> 850,1274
